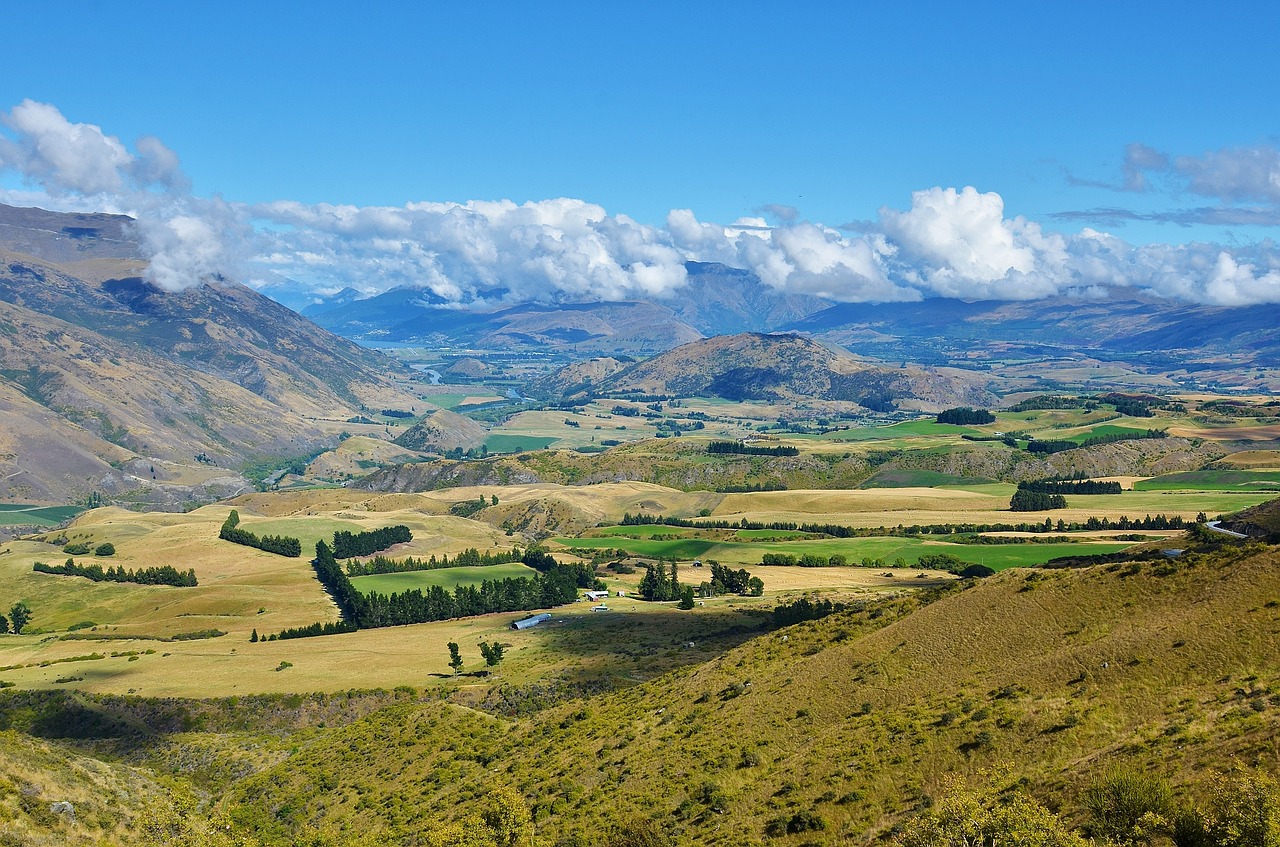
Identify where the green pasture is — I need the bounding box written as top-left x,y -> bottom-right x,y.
1062,424 -> 1158,443
425,394 -> 470,410
235,517 -> 365,553
350,562 -> 538,595
483,434 -> 558,453
1134,470 -> 1280,492
554,533 -> 1133,571
0,505 -> 84,526
801,420 -> 980,442
591,525 -> 704,539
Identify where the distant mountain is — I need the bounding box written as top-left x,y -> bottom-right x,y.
789,291 -> 1280,368
301,261 -> 834,355
571,332 -> 997,411
307,291 -> 703,356
0,203 -> 419,506
300,262 -> 1279,380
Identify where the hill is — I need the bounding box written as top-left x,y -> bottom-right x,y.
393,409 -> 489,454
589,332 -> 997,411
211,540 -> 1280,845
0,203 -> 421,506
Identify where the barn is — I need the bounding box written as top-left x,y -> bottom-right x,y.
511,613 -> 552,630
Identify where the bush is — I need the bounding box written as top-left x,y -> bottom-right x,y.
94,543 -> 115,557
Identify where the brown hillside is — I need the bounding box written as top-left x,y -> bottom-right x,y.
601,332 -> 997,411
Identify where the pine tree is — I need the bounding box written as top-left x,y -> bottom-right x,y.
8,602 -> 30,635
250,629 -> 259,643
448,641 -> 464,675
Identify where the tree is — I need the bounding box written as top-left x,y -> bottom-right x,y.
479,641 -> 506,667
9,602 -> 30,635
678,585 -> 695,609
448,641 -> 464,675
747,576 -> 765,596
95,542 -> 115,557
250,629 -> 259,643
0,614 -> 7,634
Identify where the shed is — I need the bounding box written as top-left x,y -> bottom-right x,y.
584,590 -> 610,601
511,613 -> 552,630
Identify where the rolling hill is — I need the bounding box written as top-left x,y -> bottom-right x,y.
561,332 -> 998,411
0,203 -> 420,506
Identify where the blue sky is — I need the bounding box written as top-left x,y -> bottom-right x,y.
2,1 -> 1278,306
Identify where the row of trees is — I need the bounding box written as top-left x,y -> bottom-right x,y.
332,525 -> 412,559
707,440 -> 799,457
1018,479 -> 1123,494
33,559 -> 197,587
936,407 -> 995,425
344,547 -> 522,577
622,512 -> 1187,535
218,510 -> 302,557
1010,489 -> 1069,511
1026,428 -> 1167,455
277,541 -> 595,638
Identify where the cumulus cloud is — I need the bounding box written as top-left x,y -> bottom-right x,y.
0,100 -> 245,291
879,186 -> 1069,300
2,100 -> 1280,308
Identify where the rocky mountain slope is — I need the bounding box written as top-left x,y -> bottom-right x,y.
0,203 -> 418,506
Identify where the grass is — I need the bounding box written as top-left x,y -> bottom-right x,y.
860,469 -> 996,488
350,562 -> 538,594
0,504 -> 84,526
483,434 -> 558,453
555,533 -> 1133,570
1134,469 -> 1280,492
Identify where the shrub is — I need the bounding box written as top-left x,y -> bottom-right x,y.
94,543 -> 115,556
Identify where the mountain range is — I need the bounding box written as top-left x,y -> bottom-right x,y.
304,263 -> 1280,380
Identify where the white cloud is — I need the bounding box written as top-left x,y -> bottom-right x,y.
1,99 -> 131,195
3,101 -> 1280,309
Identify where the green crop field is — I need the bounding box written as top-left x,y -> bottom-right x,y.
349,562 -> 538,595
0,504 -> 83,526
1134,469 -> 1280,492
483,434 -> 558,453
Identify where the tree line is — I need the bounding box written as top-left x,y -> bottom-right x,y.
272,542 -> 596,639
344,547 -> 522,577
1017,479 -> 1123,494
1010,490 -> 1069,511
332,525 -> 412,559
33,559 -> 197,587
622,512 -> 1186,535
706,440 -> 800,457
219,510 -> 301,557
936,407 -> 995,425
1026,428 -> 1167,455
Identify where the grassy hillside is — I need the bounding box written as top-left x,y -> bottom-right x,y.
211,540 -> 1280,845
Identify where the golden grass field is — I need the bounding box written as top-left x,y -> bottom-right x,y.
2,469 -> 1271,700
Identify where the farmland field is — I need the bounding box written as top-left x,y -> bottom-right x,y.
483,434 -> 558,453
0,504 -> 83,526
1134,469 -> 1280,491
350,562 -> 538,594
555,531 -> 1133,570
